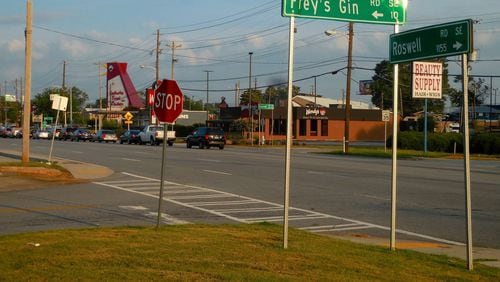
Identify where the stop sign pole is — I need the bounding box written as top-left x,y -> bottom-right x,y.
153,79 -> 184,229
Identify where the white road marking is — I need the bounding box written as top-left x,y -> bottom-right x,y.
144,212 -> 190,225
357,194 -> 391,202
119,205 -> 149,211
214,207 -> 282,213
122,158 -> 141,162
72,151 -> 84,154
307,171 -> 324,175
94,172 -> 466,246
198,158 -> 221,163
202,170 -> 232,175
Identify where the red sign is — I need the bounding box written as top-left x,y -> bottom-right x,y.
147,89 -> 154,106
154,79 -> 184,123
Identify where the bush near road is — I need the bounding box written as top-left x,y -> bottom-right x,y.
387,132 -> 500,155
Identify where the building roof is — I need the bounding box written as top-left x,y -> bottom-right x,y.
292,95 -> 378,110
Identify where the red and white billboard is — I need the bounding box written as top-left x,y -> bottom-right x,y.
106,62 -> 145,110
412,61 -> 443,99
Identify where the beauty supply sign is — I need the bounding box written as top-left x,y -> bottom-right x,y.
412,61 -> 442,99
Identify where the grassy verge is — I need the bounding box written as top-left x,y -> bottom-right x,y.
0,160 -> 65,171
320,147 -> 500,160
0,224 -> 498,281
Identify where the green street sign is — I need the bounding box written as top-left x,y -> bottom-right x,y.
390,19 -> 473,64
281,0 -> 407,25
258,104 -> 275,110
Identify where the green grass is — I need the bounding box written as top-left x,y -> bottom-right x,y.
0,224 -> 498,281
320,147 -> 500,160
0,160 -> 67,172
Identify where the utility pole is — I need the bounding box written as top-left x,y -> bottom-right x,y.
344,22 -> 354,154
155,29 -> 160,83
167,41 -> 182,80
248,52 -> 253,145
62,60 -> 66,90
235,82 -> 240,107
204,70 -> 213,124
22,0 -> 32,164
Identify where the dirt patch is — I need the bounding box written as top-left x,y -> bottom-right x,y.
0,167 -> 84,192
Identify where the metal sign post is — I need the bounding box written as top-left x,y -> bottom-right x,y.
462,54 -> 473,271
283,16 -> 295,249
390,24 -> 400,251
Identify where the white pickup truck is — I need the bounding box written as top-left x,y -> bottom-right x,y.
138,125 -> 176,146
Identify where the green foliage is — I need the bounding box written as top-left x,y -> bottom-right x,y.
417,116 -> 436,132
32,86 -> 89,124
387,132 -> 499,155
471,133 -> 500,154
371,60 -> 447,115
0,225 -> 498,280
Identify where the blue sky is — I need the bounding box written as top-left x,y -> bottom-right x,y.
1,0 -> 499,107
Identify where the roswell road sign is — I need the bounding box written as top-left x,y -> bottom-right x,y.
282,0 -> 407,25
390,19 -> 473,64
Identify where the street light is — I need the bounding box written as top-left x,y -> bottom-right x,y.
248,52 -> 253,145
326,24 -> 353,154
204,70 -> 213,125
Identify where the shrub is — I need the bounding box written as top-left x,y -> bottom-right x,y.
388,131 -> 499,155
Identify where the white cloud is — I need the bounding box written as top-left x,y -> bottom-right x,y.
60,39 -> 90,57
7,39 -> 24,52
247,35 -> 265,49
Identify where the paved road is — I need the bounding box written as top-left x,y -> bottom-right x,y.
1,138 -> 499,249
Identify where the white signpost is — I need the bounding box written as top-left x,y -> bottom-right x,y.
48,95 -> 68,164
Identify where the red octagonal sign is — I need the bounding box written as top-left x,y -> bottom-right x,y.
154,79 -> 184,123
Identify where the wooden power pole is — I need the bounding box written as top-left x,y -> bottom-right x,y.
22,0 -> 32,164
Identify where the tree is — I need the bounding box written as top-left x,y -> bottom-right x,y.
448,76 -> 489,107
32,86 -> 89,124
371,60 -> 449,116
240,88 -> 263,105
183,96 -> 204,110
261,85 -> 300,105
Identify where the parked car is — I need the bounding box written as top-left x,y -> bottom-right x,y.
120,129 -> 141,144
33,129 -> 50,139
93,129 -> 117,143
59,127 -> 78,141
71,129 -> 92,142
186,127 -> 225,149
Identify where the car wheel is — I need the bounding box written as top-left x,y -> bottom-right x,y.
199,141 -> 205,149
206,145 -> 211,149
187,140 -> 192,148
219,145 -> 224,150
150,137 -> 155,146
168,141 -> 173,147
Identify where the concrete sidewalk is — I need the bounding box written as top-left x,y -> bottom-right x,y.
0,150 -> 113,180
1,150 -> 498,269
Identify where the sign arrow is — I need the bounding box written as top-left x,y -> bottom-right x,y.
372,11 -> 384,19
453,41 -> 463,50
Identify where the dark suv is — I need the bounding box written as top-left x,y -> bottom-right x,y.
186,127 -> 225,150
59,127 -> 78,141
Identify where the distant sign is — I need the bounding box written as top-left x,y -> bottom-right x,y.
281,0 -> 407,25
412,61 -> 443,99
390,19 -> 473,63
51,95 -> 68,111
258,104 -> 275,110
382,110 -> 391,122
359,80 -> 373,95
4,94 -> 16,102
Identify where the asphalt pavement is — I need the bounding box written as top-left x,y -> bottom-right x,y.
1,148 -> 499,269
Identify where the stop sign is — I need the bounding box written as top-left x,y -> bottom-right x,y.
153,79 -> 184,123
